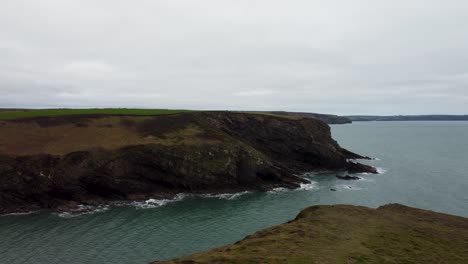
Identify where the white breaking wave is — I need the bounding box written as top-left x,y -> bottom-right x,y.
336,184 -> 362,191
357,167 -> 387,175
51,179 -> 321,216
297,181 -> 319,191
377,167 -> 387,174
57,205 -> 110,218
200,191 -> 251,200
267,180 -> 320,193
132,193 -> 187,209
268,187 -> 288,194
2,211 -> 36,217
132,199 -> 172,209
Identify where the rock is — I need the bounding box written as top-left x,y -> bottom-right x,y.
0,112 -> 377,213
346,162 -> 378,174
336,175 -> 361,180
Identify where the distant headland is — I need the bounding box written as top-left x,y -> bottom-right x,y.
0,110 -> 375,214
347,115 -> 468,122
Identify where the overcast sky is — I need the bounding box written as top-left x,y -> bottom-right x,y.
1,0 -> 467,115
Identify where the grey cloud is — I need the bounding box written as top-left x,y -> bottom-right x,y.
0,0 -> 467,114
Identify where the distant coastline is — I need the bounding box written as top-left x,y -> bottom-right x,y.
1,109 -> 467,123
347,115 -> 468,122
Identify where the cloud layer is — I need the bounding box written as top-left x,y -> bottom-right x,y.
1,0 -> 467,114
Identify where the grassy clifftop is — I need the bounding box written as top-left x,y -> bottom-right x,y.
0,111 -> 375,214
156,204 -> 468,264
0,108 -> 191,120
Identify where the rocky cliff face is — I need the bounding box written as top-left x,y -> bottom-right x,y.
0,112 -> 375,214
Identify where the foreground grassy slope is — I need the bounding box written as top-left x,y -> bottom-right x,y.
0,108 -> 192,120
156,204 -> 468,264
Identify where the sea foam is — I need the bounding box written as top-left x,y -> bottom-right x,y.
2,211 -> 37,217
297,181 -> 319,191
268,187 -> 288,194
56,205 -> 110,218
132,193 -> 187,209
200,191 -> 251,200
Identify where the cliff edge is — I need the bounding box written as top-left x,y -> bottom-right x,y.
0,112 -> 374,214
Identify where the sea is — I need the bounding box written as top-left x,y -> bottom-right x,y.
1,121 -> 467,264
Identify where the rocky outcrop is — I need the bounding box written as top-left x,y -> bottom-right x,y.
156,204 -> 468,264
336,175 -> 361,180
0,112 -> 375,214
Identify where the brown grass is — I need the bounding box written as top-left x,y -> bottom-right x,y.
155,204 -> 468,264
0,115 -> 218,156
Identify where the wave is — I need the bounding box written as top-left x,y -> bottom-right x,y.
268,180 -> 319,194
56,205 -> 110,218
199,191 -> 251,200
357,167 -> 386,175
34,179 -> 322,217
2,211 -> 37,217
335,184 -> 362,191
267,187 -> 288,194
132,193 -> 187,209
132,191 -> 252,209
297,181 -> 319,191
377,167 -> 387,174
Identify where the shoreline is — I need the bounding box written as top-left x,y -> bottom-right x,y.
1,168 -> 385,217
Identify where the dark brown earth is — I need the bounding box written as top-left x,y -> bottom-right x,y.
0,112 -> 375,214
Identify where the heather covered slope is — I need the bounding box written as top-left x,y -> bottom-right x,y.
156,204 -> 468,264
0,112 -> 374,213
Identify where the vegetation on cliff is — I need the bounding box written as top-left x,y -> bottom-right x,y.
0,112 -> 374,214
0,108 -> 192,120
156,204 -> 468,264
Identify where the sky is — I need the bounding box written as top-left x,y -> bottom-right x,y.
1,0 -> 467,115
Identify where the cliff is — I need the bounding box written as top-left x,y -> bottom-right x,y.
156,204 -> 468,264
0,112 -> 374,214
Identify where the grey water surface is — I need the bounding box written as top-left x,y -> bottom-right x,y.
1,121 -> 467,264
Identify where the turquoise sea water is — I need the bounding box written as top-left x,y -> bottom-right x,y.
1,121 -> 467,264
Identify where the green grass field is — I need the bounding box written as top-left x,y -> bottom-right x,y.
0,108 -> 193,120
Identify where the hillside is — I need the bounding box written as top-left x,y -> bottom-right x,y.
156,204 -> 468,264
0,112 -> 375,214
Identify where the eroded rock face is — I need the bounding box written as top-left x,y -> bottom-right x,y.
0,112 -> 375,213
